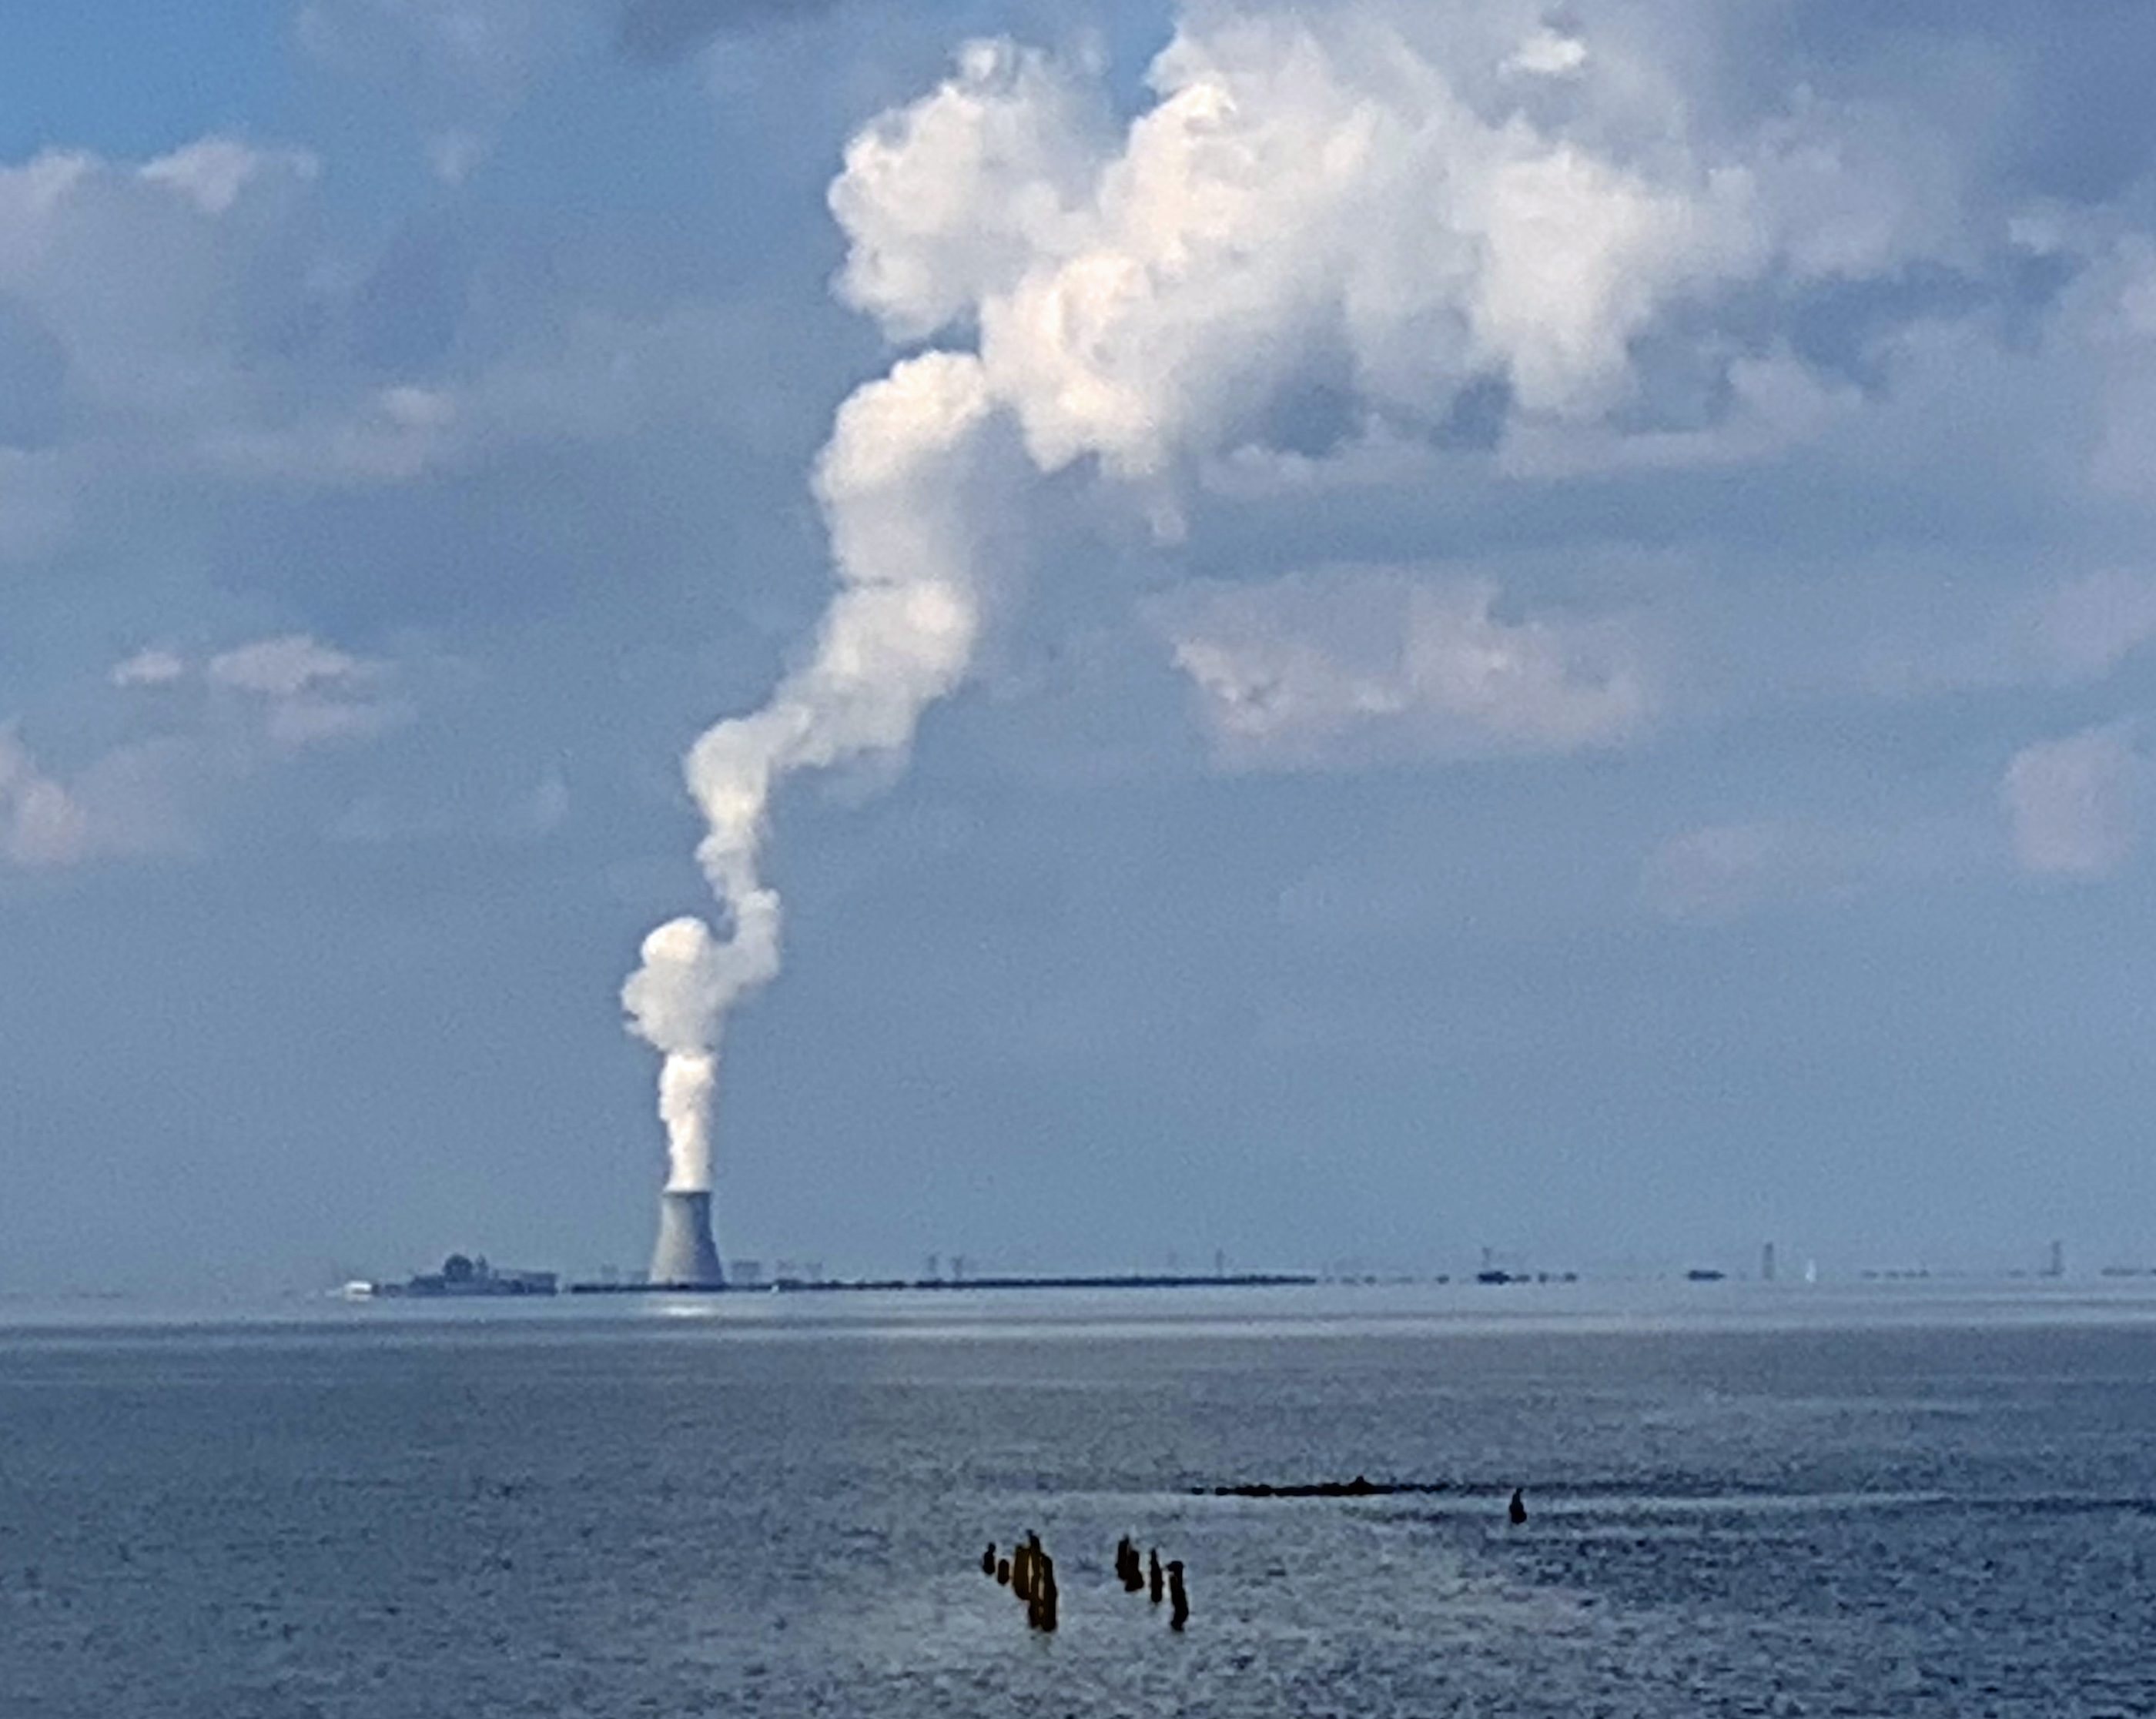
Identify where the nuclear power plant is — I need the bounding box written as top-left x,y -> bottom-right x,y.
649,1189 -> 725,1287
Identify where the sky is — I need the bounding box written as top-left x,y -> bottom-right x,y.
4,0 -> 2156,1296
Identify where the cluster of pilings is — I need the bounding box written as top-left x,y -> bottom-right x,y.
981,1532 -> 1057,1631
1113,1534 -> 1187,1630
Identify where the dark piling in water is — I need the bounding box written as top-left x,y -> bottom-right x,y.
1167,1560 -> 1188,1630
1030,1550 -> 1059,1631
1148,1547 -> 1163,1604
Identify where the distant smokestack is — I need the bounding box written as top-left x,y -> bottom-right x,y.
650,1190 -> 725,1287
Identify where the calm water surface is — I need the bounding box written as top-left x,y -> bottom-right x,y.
3,1281 -> 2153,1717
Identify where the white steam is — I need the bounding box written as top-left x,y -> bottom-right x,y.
622,353 -> 995,1191
624,7 -> 1890,1188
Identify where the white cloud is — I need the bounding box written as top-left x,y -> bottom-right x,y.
832,18 -> 1763,473
137,137 -> 317,215
0,724 -> 206,869
0,725 -> 92,868
3,633 -> 420,871
1152,568 -> 1651,768
204,634 -> 413,751
1503,27 -> 1588,80
825,7 -> 2006,485
2001,721 -> 2147,881
109,647 -> 189,688
829,39 -> 1105,343
815,8 -> 2156,800
0,126 -> 784,518
0,138 -> 324,448
1749,90 -> 1969,280
205,634 -> 374,698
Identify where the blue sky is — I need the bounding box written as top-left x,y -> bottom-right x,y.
5,1 -> 2156,1295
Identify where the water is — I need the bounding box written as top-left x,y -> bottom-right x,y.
4,1281 -> 2154,1717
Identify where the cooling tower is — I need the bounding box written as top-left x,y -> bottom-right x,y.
649,1190 -> 725,1287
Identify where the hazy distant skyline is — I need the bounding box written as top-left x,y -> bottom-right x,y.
5,2 -> 2156,1296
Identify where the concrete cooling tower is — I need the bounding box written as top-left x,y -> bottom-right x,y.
649,1190 -> 725,1287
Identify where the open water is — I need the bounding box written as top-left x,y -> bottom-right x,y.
3,1279 -> 2154,1717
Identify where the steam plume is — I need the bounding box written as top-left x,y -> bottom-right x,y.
623,353 -> 994,1190
625,8 -> 1840,1188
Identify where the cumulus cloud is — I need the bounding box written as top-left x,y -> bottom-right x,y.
0,136 -> 340,480
0,115 -> 815,560
825,8 -> 2010,486
1151,569 -> 1650,768
807,2 -> 2156,809
2001,721 -> 2147,880
0,634 -> 417,871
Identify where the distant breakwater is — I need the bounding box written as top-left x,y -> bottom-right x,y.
567,1272 -> 1319,1296
1196,1477 -> 1454,1498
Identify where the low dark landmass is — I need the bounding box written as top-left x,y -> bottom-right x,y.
567,1272 -> 1319,1296
1197,1476 -> 1452,1498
